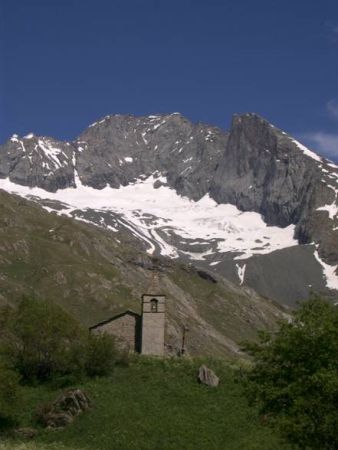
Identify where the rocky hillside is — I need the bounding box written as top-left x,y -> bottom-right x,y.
0,112 -> 337,304
0,189 -> 284,357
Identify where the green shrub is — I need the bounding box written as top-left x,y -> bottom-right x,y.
0,363 -> 21,428
0,298 -> 86,382
115,347 -> 133,367
0,298 -> 119,383
242,295 -> 338,449
85,332 -> 117,377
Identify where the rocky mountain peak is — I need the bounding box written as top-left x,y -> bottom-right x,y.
0,112 -> 337,303
1,133 -> 76,192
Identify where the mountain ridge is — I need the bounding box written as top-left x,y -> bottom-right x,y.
1,112 -> 337,304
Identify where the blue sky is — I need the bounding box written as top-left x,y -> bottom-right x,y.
1,0 -> 338,160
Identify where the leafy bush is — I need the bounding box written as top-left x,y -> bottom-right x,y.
0,297 -> 86,382
0,298 -> 117,382
242,295 -> 338,449
85,332 -> 117,377
0,363 -> 21,428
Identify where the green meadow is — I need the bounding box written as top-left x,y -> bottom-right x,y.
1,357 -> 288,450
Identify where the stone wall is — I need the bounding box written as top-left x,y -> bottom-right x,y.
91,312 -> 141,352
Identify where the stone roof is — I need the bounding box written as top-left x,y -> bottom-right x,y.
89,309 -> 141,330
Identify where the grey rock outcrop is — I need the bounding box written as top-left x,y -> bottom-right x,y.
0,114 -> 227,199
198,364 -> 219,387
75,113 -> 227,200
210,114 -> 338,265
37,389 -> 91,429
210,113 -> 320,227
0,134 -> 76,191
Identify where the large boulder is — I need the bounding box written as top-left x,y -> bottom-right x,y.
198,365 -> 219,387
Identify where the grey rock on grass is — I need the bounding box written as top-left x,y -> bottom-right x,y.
198,364 -> 220,387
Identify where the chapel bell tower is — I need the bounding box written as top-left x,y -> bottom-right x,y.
141,273 -> 166,356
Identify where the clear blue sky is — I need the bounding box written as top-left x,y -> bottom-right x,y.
1,0 -> 338,160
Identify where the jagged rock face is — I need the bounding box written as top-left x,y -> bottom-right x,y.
1,114 -> 227,201
210,114 -> 338,265
211,114 -> 334,227
76,113 -> 227,200
0,112 -> 337,303
0,134 -> 76,192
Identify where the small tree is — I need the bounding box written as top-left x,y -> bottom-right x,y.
0,297 -> 119,383
243,295 -> 338,449
0,297 -> 86,381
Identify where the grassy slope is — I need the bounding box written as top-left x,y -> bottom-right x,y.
0,189 -> 285,356
2,358 -> 289,450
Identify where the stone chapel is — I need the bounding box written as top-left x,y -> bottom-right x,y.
90,274 -> 166,356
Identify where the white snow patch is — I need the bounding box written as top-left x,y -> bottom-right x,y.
205,130 -> 215,142
23,133 -> 34,139
88,116 -> 110,128
0,175 -> 298,261
181,248 -> 214,260
314,250 -> 338,290
37,140 -> 65,168
317,202 -> 338,220
317,185 -> 338,220
152,120 -> 166,131
236,263 -> 246,285
18,140 -> 27,154
291,139 -> 322,163
72,152 -> 82,188
150,229 -> 178,258
141,132 -> 148,145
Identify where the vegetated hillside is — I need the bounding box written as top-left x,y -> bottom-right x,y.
0,189 -> 285,357
1,358 -> 289,450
